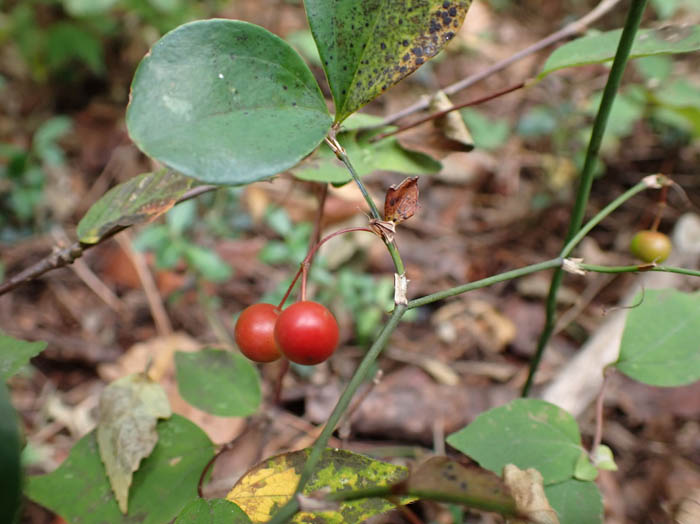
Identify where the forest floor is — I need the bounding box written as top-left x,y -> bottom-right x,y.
2,1 -> 699,523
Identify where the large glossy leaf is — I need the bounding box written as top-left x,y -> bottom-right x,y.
127,20 -> 332,185
447,399 -> 584,485
25,415 -> 214,524
540,25 -> 700,78
615,290 -> 700,387
0,333 -> 47,381
227,448 -> 407,523
0,383 -> 21,524
545,480 -> 603,524
175,348 -> 261,417
305,0 -> 471,122
77,169 -> 193,244
291,114 -> 441,184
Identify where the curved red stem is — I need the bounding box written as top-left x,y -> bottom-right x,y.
277,227 -> 374,309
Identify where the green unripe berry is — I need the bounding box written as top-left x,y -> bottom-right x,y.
629,230 -> 672,263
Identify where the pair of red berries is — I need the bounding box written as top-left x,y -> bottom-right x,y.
234,301 -> 339,365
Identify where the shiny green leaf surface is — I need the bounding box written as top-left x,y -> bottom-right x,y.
127,20 -> 331,185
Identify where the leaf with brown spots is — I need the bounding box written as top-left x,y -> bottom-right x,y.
305,0 -> 471,123
227,448 -> 408,523
77,169 -> 193,244
395,457 -> 518,516
384,176 -> 419,224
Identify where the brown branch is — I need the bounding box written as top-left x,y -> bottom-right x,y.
0,184 -> 217,297
371,81 -> 525,142
381,0 -> 624,126
308,183 -> 329,255
115,232 -> 172,336
337,369 -> 383,440
273,358 -> 290,406
70,257 -> 126,314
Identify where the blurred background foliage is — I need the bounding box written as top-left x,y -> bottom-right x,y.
1,0 -> 226,83
1,0 -> 699,350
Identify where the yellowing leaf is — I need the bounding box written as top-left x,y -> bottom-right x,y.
227,448 -> 407,523
97,373 -> 171,513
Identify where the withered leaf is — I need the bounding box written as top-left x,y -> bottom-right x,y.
384,176 -> 419,224
97,373 -> 171,513
369,218 -> 397,243
503,464 -> 559,524
430,90 -> 475,152
400,456 -> 517,514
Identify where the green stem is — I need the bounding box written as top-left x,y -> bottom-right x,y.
335,146 -> 406,275
522,0 -> 649,397
268,141 -> 412,522
326,486 -> 518,516
407,259 -> 563,309
267,305 -> 408,524
560,179 -> 650,258
278,227 -> 375,309
580,263 -> 700,278
337,148 -> 382,220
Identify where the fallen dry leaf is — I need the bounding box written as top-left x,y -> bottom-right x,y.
97,373 -> 171,513
384,176 -> 419,224
503,464 -> 559,524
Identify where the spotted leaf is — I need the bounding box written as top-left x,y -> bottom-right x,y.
305,0 -> 471,123
227,448 -> 408,523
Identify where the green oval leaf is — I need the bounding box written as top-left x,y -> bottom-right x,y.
615,289 -> 700,387
0,384 -> 21,524
25,415 -> 214,524
127,19 -> 332,185
227,448 -> 407,523
0,333 -> 47,381
446,399 -> 584,485
291,114 -> 441,184
175,348 -> 261,417
540,25 -> 700,78
175,499 -> 252,524
305,0 -> 471,122
77,169 -> 194,244
545,480 -> 603,524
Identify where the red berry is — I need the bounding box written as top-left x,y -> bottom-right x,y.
274,301 -> 339,365
630,230 -> 672,263
234,303 -> 281,363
